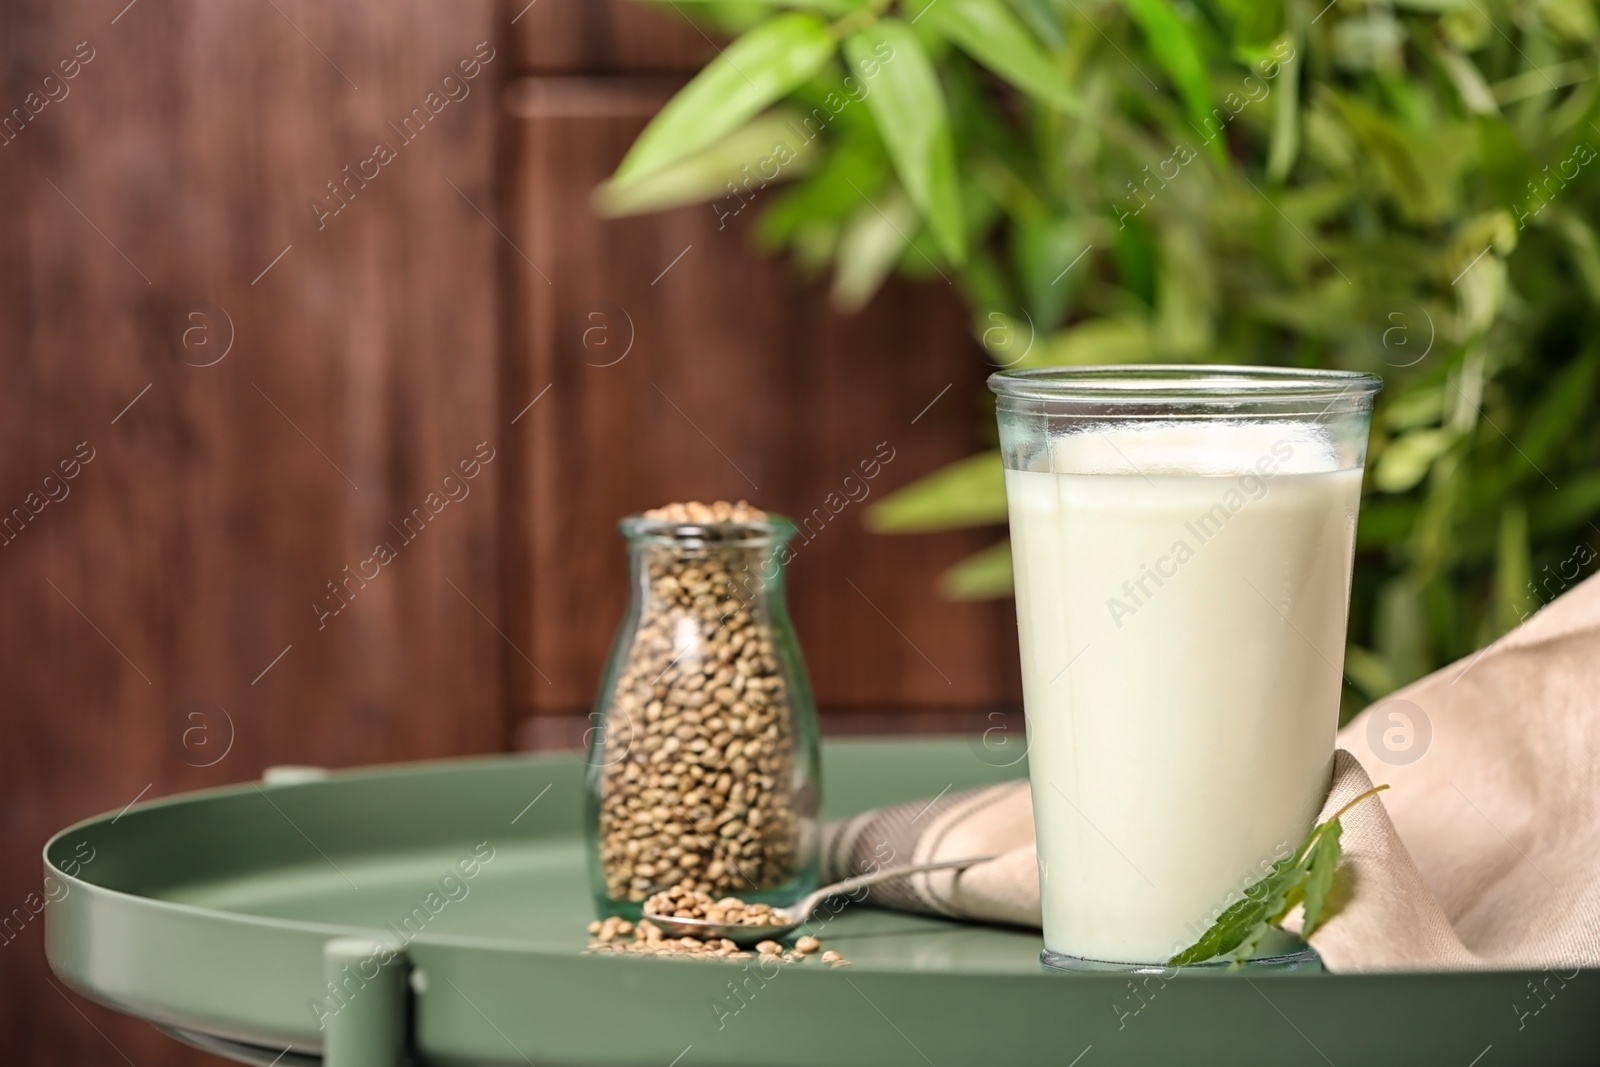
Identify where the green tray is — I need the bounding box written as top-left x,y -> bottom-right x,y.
45,738 -> 1597,1066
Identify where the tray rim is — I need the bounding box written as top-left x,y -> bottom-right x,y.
41,738 -> 1600,1067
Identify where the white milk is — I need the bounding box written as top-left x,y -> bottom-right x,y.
1005,424 -> 1362,964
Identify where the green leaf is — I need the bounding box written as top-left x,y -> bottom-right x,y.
1374,427 -> 1454,493
790,219 -> 842,272
865,450 -> 1006,532
831,189 -> 916,311
1266,30 -> 1301,181
1342,644 -> 1401,700
1356,499 -> 1420,550
1035,317 -> 1155,368
612,13 -> 839,187
1113,211 -> 1159,307
1012,215 -> 1084,331
1375,577 -> 1432,689
1007,0 -> 1067,48
1492,501 -> 1533,636
1117,0 -> 1218,159
1440,48 -> 1499,115
1169,786 -> 1389,967
1382,385 -> 1445,431
844,20 -> 967,263
1167,850 -> 1297,966
1299,820 -> 1343,937
910,0 -> 1080,111
1220,0 -> 1283,51
1326,92 -> 1472,224
1168,888 -> 1274,967
648,0 -> 865,12
1155,225 -> 1217,357
1547,210 -> 1600,304
1530,472 -> 1600,535
595,111 -> 820,217
976,309 -> 1040,365
756,139 -> 889,246
1513,345 -> 1600,478
939,540 -> 1014,599
1475,116 -> 1533,209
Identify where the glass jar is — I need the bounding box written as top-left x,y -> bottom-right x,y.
585,511 -> 820,919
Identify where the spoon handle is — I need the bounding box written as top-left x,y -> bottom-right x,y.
793,855 -> 996,920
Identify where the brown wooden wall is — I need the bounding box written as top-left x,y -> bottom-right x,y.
0,1 -> 1016,1062
500,77 -> 1017,721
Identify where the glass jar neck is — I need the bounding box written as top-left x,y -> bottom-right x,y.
622,515 -> 798,608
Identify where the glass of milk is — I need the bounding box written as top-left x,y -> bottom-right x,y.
990,366 -> 1380,970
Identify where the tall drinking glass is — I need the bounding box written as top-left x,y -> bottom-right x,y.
990,366 -> 1380,970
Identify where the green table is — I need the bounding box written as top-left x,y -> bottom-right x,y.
44,738 -> 1597,1065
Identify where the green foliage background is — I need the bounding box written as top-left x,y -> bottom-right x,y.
604,0 -> 1600,708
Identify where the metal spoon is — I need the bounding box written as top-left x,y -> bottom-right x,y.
641,855 -> 997,945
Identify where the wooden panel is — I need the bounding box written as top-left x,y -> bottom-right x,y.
509,0 -> 718,74
0,1 -> 502,1063
503,77 -> 1021,724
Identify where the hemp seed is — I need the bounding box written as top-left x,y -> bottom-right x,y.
595,502 -> 805,904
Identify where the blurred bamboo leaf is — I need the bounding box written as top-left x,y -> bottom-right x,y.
910,0 -> 1081,111
1155,224 -> 1216,357
1356,499 -> 1420,550
1118,0 -> 1219,158
1012,215 -> 1086,332
1452,253 -> 1506,339
866,450 -> 1007,531
1539,0 -> 1599,42
1219,0 -> 1282,51
1343,644 -> 1400,701
1548,210 -> 1600,303
1492,501 -> 1533,636
790,219 -> 842,271
1530,473 -> 1600,534
1265,26 -> 1301,181
650,0 -> 866,11
977,309 -> 1041,366
612,13 -> 838,187
1008,0 -> 1067,48
612,0 -> 1600,691
1375,428 -> 1454,493
940,540 -> 1016,599
1439,48 -> 1498,115
1474,116 -> 1531,208
757,139 -> 889,246
1326,91 -> 1470,224
1512,346 -> 1599,481
596,112 -> 819,217
831,188 -> 916,311
845,20 -> 968,262
1375,577 -> 1431,690
1382,385 -> 1445,431
1033,316 -> 1155,367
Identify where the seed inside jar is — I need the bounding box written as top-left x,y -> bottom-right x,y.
596,501 -> 804,904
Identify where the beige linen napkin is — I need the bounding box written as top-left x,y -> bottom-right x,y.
822,572 -> 1600,972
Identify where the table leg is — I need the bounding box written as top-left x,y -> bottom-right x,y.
322,937 -> 408,1067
